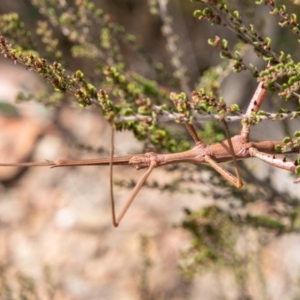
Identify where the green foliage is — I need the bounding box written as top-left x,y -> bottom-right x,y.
179,204 -> 295,281
0,264 -> 57,300
180,206 -> 239,279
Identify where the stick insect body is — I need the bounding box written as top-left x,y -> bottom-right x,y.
0,82 -> 299,227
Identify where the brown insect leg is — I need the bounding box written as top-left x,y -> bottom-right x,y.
113,161 -> 157,227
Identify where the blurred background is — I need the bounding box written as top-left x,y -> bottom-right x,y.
0,1 -> 300,299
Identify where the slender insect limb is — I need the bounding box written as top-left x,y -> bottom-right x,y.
221,119 -> 243,188
185,108 -> 244,187
203,82 -> 268,188
113,161 -> 157,227
245,81 -> 267,115
110,126 -> 117,227
248,147 -> 300,182
241,82 -> 267,140
204,155 -> 243,188
184,123 -> 205,146
251,140 -> 299,154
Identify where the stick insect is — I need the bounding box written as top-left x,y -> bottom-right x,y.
0,82 -> 299,227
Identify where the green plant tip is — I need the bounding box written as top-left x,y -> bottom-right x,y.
283,137 -> 292,143
193,10 -> 202,18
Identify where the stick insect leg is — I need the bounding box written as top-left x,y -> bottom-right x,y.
241,81 -> 267,140
184,123 -> 206,146
185,118 -> 244,187
113,162 -> 156,227
245,81 -> 268,116
248,147 -> 300,182
109,126 -> 117,227
108,127 -> 157,227
204,155 -> 244,188
221,119 -> 243,188
214,81 -> 268,188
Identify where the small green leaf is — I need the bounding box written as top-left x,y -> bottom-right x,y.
270,8 -> 278,15
257,110 -> 267,116
229,104 -> 240,112
203,8 -> 213,16
193,10 -> 202,18
265,37 -> 271,47
279,5 -> 286,13
233,10 -> 240,20
249,24 -> 255,33
208,38 -> 215,46
220,51 -> 231,59
221,39 -> 228,49
262,55 -> 273,61
291,14 -> 297,23
278,108 -> 287,114
283,137 -> 292,143
294,131 -> 300,138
